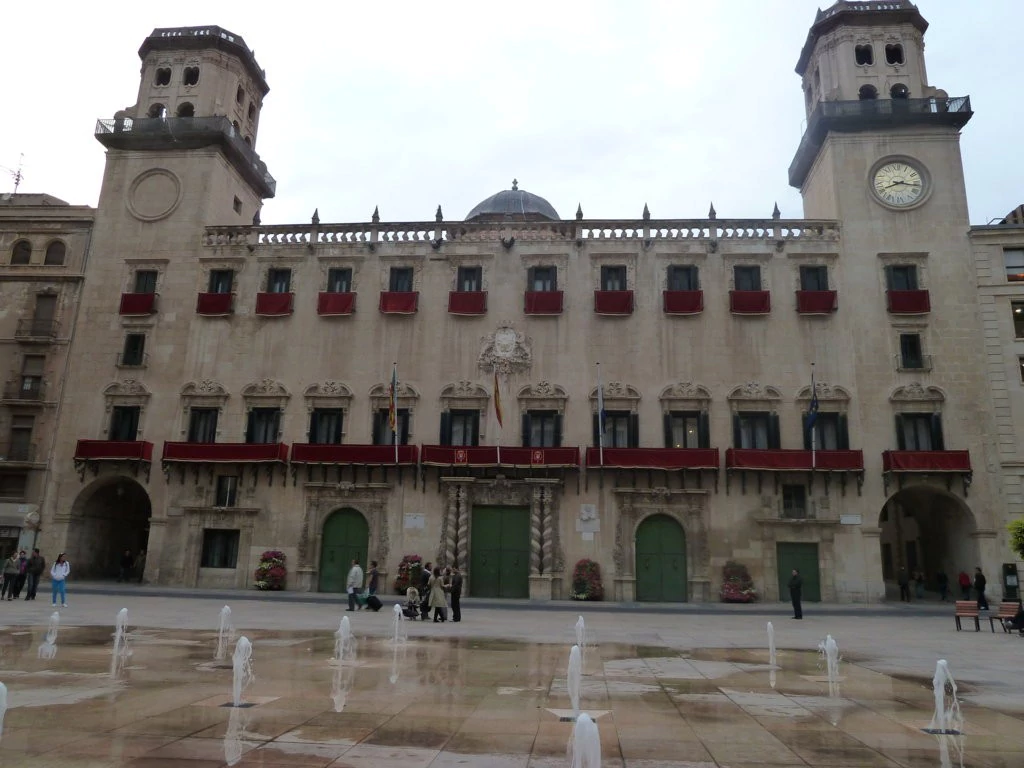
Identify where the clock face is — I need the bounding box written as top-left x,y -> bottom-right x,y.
872,161 -> 927,208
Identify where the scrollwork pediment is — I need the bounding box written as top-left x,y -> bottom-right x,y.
796,382 -> 850,402
242,379 -> 290,398
728,382 -> 782,401
660,382 -> 711,402
890,382 -> 944,403
181,380 -> 228,398
441,380 -> 489,399
104,379 -> 150,397
304,381 -> 353,399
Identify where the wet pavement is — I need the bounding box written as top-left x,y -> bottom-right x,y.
1,603 -> 1022,767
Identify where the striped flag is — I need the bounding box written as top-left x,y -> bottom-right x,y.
388,363 -> 398,433
493,370 -> 504,428
808,366 -> 818,469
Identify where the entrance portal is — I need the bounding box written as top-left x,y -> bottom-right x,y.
635,514 -> 688,602
776,542 -> 821,602
68,477 -> 152,578
318,508 -> 369,593
470,505 -> 530,598
878,487 -> 978,597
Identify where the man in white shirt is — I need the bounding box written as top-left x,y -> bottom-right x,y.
346,558 -> 364,611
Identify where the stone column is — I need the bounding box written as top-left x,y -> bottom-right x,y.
145,517 -> 168,585
294,499 -> 315,592
860,527 -> 885,603
529,485 -> 553,601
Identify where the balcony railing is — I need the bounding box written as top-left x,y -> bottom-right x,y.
882,450 -> 971,473
421,446 -> 579,468
730,290 -> 771,314
119,292 -> 158,315
318,292 -> 357,316
586,447 -> 719,470
290,443 -> 419,466
447,291 -> 487,315
255,292 -> 294,316
594,290 -> 634,315
524,290 -> 564,315
796,290 -> 838,314
162,442 -> 289,463
74,440 -> 153,462
3,380 -> 45,401
0,442 -> 37,463
15,319 -> 59,340
894,353 -> 933,372
196,292 -> 235,315
379,291 -> 419,314
663,290 -> 704,315
95,116 -> 276,197
116,352 -> 149,368
887,289 -> 931,314
726,449 -> 864,472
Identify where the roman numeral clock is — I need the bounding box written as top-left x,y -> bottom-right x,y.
870,157 -> 931,210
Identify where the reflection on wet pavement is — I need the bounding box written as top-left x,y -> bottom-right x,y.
0,624 -> 1022,767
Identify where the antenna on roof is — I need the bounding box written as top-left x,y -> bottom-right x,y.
0,154 -> 25,193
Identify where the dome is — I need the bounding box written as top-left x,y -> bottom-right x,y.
466,180 -> 560,221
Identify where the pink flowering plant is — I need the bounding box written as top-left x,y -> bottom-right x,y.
393,553 -> 423,594
254,550 -> 286,590
719,560 -> 758,603
570,558 -> 604,601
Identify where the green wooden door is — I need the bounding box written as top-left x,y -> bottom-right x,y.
776,542 -> 821,602
470,506 -> 530,598
635,514 -> 688,602
318,508 -> 369,593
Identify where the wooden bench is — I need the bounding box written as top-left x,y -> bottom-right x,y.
954,600 -> 979,631
990,601 -> 1022,633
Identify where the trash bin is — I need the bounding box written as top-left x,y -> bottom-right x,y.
1002,563 -> 1019,601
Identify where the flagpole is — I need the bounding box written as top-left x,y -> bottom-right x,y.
810,363 -> 816,471
392,362 -> 399,466
496,372 -> 502,467
596,362 -> 604,467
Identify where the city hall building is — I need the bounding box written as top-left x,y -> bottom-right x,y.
10,2 -> 1022,601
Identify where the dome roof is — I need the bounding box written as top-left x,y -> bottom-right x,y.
466,180 -> 559,221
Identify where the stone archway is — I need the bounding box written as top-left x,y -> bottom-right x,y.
877,486 -> 979,599
68,476 -> 152,578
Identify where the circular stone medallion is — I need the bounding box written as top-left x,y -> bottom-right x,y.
127,169 -> 182,221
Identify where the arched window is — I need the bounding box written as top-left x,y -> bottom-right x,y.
44,241 -> 66,266
154,67 -> 172,86
885,44 -> 905,65
247,103 -> 256,121
236,86 -> 245,104
890,83 -> 910,99
176,103 -> 194,118
11,240 -> 31,265
855,45 -> 874,66
148,103 -> 167,119
183,66 -> 200,86
859,84 -> 878,100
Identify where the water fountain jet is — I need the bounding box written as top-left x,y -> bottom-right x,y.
232,636 -> 254,707
767,621 -> 776,667
333,615 -> 355,663
925,659 -> 963,735
567,644 -> 582,719
0,681 -> 6,739
568,712 -> 601,768
38,611 -> 60,659
575,615 -> 586,665
817,634 -> 840,696
110,608 -> 131,679
215,606 -> 235,661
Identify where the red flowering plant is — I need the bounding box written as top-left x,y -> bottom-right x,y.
254,550 -> 286,590
720,560 -> 758,603
570,558 -> 604,601
393,553 -> 423,594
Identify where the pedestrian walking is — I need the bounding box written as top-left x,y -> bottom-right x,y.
419,561 -> 432,620
50,553 -> 70,607
345,557 -> 364,612
1,551 -> 18,600
974,567 -> 989,610
914,570 -> 925,600
135,550 -> 147,583
12,549 -> 28,598
428,566 -> 447,622
957,570 -> 971,600
788,568 -> 803,620
936,570 -> 949,602
25,548 -> 45,600
117,549 -> 134,582
450,566 -> 463,622
897,567 -> 911,602
367,560 -> 379,596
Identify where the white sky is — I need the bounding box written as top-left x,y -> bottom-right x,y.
2,1 -> 1020,224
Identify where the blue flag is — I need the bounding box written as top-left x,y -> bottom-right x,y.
807,373 -> 819,431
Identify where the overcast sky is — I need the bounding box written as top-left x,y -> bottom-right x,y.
3,1 -> 1020,225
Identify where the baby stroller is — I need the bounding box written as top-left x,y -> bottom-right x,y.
402,587 -> 421,620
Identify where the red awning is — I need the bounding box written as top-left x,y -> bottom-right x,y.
447,291 -> 487,315
317,292 -> 356,316
886,290 -> 931,314
796,290 -> 837,314
290,443 -> 418,465
594,290 -> 634,315
524,290 -> 564,314
74,440 -> 153,461
882,450 -> 970,472
726,448 -> 863,471
196,292 -> 234,315
162,442 -> 289,463
730,290 -> 771,314
663,290 -> 704,315
379,291 -> 419,314
255,292 -> 293,316
421,446 -> 580,468
119,292 -> 157,315
585,447 -> 719,470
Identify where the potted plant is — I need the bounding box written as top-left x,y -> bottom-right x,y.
720,560 -> 758,603
570,558 -> 604,601
254,550 -> 286,590
393,553 -> 423,594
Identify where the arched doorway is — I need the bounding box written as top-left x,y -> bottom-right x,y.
878,487 -> 978,598
635,514 -> 687,602
318,508 -> 368,593
68,477 -> 151,578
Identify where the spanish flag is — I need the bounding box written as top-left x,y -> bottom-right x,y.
493,370 -> 504,428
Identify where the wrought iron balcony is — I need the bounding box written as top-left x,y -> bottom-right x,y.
789,96 -> 972,187
15,319 -> 59,340
0,442 -> 37,463
3,380 -> 45,401
116,351 -> 149,368
894,353 -> 933,372
95,116 -> 276,197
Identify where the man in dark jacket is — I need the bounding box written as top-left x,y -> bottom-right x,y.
450,566 -> 463,622
788,569 -> 803,619
897,567 -> 911,602
12,550 -> 28,598
118,549 -> 134,582
420,561 -> 432,620
974,567 -> 989,610
25,548 -> 44,600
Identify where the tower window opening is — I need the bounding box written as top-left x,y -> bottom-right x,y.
804,85 -> 813,110
148,103 -> 167,119
183,66 -> 200,86
154,67 -> 172,86
11,240 -> 32,265
44,241 -> 66,265
858,84 -> 878,100
176,102 -> 194,118
236,86 -> 245,104
885,44 -> 905,65
247,103 -> 256,121
232,196 -> 242,215
244,136 -> 252,147
855,45 -> 874,66
890,83 -> 910,99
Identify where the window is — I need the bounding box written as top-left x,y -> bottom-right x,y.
667,265 -> 699,291
20,355 -> 44,398
246,408 -> 281,444
236,86 -> 245,104
1004,249 -> 1024,282
854,45 -> 874,65
267,268 -> 291,293
523,410 -> 561,448
896,413 -> 943,451
209,269 -> 234,294
1019,357 -> 1024,384
147,104 -> 166,119
133,270 -> 158,294
1013,302 -> 1024,337
440,410 -> 480,447
201,529 -> 239,568
188,408 -> 219,443
595,410 -> 637,448
890,83 -> 909,99
805,412 -> 846,451
456,266 -> 482,292
155,68 -> 172,86
734,265 -> 762,291
108,406 -> 140,441
326,268 -> 352,293
44,241 -> 66,265
215,477 -> 239,508
528,266 -> 557,292
782,485 -> 807,519
885,265 -> 918,291
858,84 -> 878,100
734,411 -> 779,450
373,408 -> 410,445
0,473 -> 27,499
799,265 -> 829,291
600,265 -> 627,291
309,408 -> 343,444
665,411 -> 707,449
183,66 -> 200,86
121,334 -> 146,366
247,103 -> 256,121
176,103 -> 194,118
11,240 -> 31,265
9,415 -> 34,461
885,44 -> 905,65
899,333 -> 924,369
232,196 -> 242,215
388,267 -> 413,292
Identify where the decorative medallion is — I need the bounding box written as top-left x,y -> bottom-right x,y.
479,323 -> 532,375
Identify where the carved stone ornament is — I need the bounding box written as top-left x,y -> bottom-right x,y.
728,382 -> 782,401
305,381 -> 352,398
890,382 -> 944,403
181,380 -> 228,397
662,382 -> 711,400
242,379 -> 289,397
105,379 -> 149,397
797,381 -> 849,402
479,323 -> 532,375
